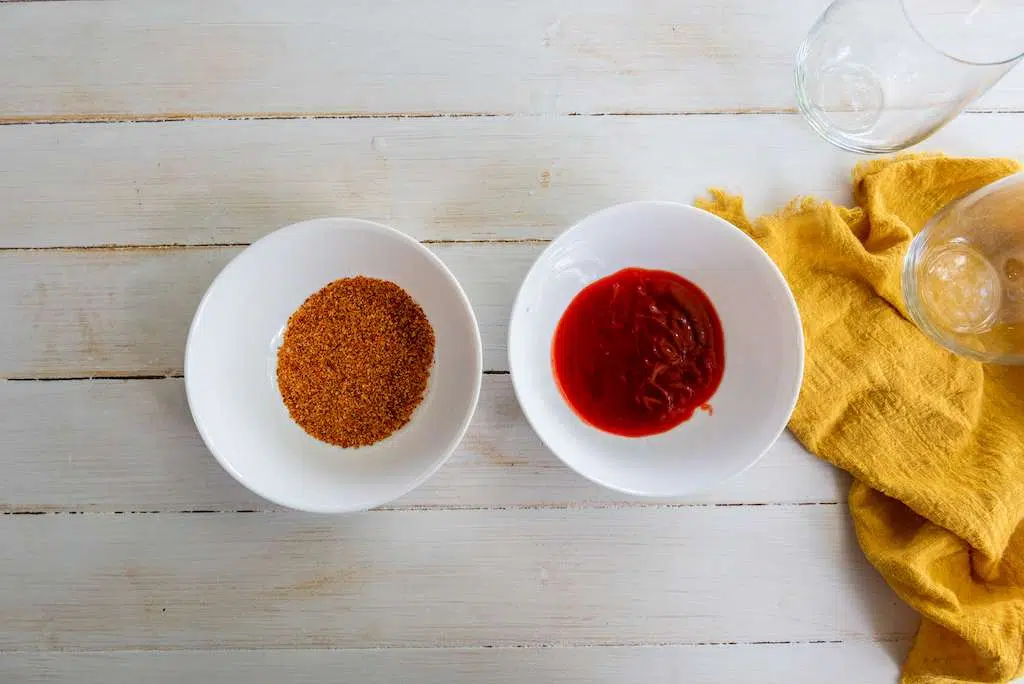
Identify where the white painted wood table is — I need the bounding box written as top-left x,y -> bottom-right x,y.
3,1 -> 1023,682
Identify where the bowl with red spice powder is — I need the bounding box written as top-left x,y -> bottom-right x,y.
185,218 -> 482,513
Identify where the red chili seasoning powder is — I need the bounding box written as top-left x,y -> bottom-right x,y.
276,276 -> 435,448
552,267 -> 724,437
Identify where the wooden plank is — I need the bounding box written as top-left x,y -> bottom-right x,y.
0,642 -> 911,684
0,508 -> 918,650
3,112 -> 1024,248
0,114 -> 844,248
4,0 -> 1021,121
0,0 -> 832,119
0,243 -> 532,376
0,376 -> 845,512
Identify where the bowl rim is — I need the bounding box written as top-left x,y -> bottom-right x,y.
508,200 -> 805,497
184,216 -> 484,513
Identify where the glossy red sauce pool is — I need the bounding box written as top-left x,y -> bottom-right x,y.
552,267 -> 724,437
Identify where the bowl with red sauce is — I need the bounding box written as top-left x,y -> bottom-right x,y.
509,201 -> 803,497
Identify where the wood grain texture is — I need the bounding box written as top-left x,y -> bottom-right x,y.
3,0 -> 1022,121
0,376 -> 844,512
0,113 -> 848,248
0,0 -> 828,119
5,2 -> 992,677
0,508 -> 917,650
0,642 -> 911,684
0,243 -> 532,376
4,115 -> 1024,376
3,112 -> 1024,248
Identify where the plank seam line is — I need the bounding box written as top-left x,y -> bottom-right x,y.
4,375 -> 185,381
0,108 -> 1018,127
0,502 -> 841,515
375,501 -> 841,511
0,637 -> 912,654
3,371 -> 510,381
0,239 -> 551,252
0,110 -> 802,126
0,244 -> 254,252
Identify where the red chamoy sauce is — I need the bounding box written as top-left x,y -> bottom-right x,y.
552,267 -> 724,437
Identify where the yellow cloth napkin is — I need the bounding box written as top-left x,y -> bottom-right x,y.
697,155 -> 1024,684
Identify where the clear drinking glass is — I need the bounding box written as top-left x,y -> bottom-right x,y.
903,173 -> 1024,363
795,0 -> 1024,154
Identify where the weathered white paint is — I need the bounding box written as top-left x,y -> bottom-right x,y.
3,0 -> 1023,120
0,376 -> 845,512
0,642 -> 912,684
11,0 -> 1011,678
1,112 -> 1022,248
0,0 -> 845,119
0,243 -> 533,376
0,508 -> 918,651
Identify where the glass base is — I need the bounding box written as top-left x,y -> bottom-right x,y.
903,230 -> 1024,365
795,41 -> 921,155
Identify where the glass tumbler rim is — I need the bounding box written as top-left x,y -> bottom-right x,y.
899,0 -> 1024,67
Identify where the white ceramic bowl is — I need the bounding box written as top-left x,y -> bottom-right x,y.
185,218 -> 482,513
509,201 -> 803,497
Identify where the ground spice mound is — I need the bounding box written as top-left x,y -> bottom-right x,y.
276,276 -> 435,448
